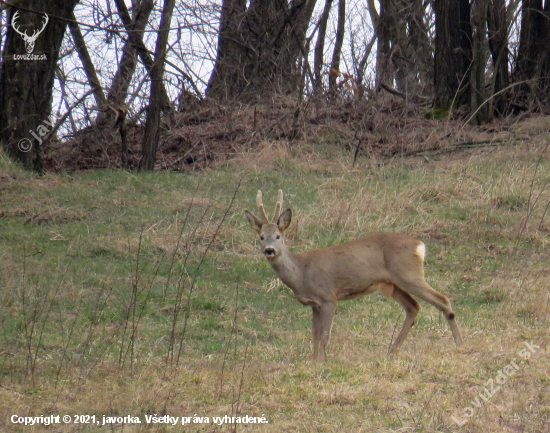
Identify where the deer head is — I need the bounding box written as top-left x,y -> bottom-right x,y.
11,11 -> 49,54
245,190 -> 292,260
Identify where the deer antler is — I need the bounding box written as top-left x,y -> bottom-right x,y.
271,190 -> 283,223
256,190 -> 269,224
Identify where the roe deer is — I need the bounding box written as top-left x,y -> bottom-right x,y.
245,190 -> 463,362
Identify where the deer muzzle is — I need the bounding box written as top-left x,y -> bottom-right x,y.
263,247 -> 276,258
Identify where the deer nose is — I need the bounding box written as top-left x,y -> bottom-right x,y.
264,247 -> 276,257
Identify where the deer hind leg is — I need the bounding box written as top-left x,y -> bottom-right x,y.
311,302 -> 337,363
393,277 -> 463,347
388,285 -> 420,354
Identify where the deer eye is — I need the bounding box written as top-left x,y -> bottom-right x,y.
260,236 -> 264,240
276,235 -> 280,239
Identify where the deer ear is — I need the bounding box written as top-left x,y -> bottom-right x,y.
277,209 -> 292,232
245,211 -> 263,234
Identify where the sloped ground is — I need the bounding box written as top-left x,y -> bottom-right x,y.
43,97 -> 548,172
1,107 -> 549,432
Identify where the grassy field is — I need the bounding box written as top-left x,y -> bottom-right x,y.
1,118 -> 549,432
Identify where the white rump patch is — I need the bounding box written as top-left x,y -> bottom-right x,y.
415,242 -> 426,261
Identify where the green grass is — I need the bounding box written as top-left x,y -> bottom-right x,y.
0,136 -> 549,432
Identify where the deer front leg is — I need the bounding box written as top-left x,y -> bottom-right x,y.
311,302 -> 337,362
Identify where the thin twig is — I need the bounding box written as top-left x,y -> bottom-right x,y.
352,135 -> 364,167
175,181 -> 242,367
516,141 -> 550,247
543,293 -> 550,328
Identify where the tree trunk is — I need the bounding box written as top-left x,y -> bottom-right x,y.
433,0 -> 472,109
351,33 -> 376,100
207,0 -> 318,100
487,0 -> 509,116
138,0 -> 176,171
375,0 -> 394,90
68,11 -> 107,109
390,0 -> 412,94
407,0 -> 433,95
374,0 -> 431,97
544,2 -> 550,98
517,0 -> 545,80
113,0 -> 172,115
515,0 -> 550,108
0,0 -> 79,171
206,0 -> 246,100
313,0 -> 333,96
470,0 -> 490,123
328,0 -> 345,96
97,0 -> 154,126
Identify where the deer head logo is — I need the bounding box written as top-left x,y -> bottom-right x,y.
11,11 -> 49,54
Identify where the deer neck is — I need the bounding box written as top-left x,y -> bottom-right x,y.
268,244 -> 302,292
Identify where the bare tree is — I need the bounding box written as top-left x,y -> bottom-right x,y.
350,31 -> 376,100
96,0 -> 154,126
371,0 -> 432,97
139,0 -> 176,171
68,11 -> 107,109
487,0 -> 510,116
328,0 -> 345,96
114,0 -> 172,115
207,0 -> 318,100
433,0 -> 472,110
515,0 -> 550,109
406,0 -> 433,95
372,0 -> 392,91
0,0 -> 79,171
313,0 -> 333,96
470,0 -> 490,123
